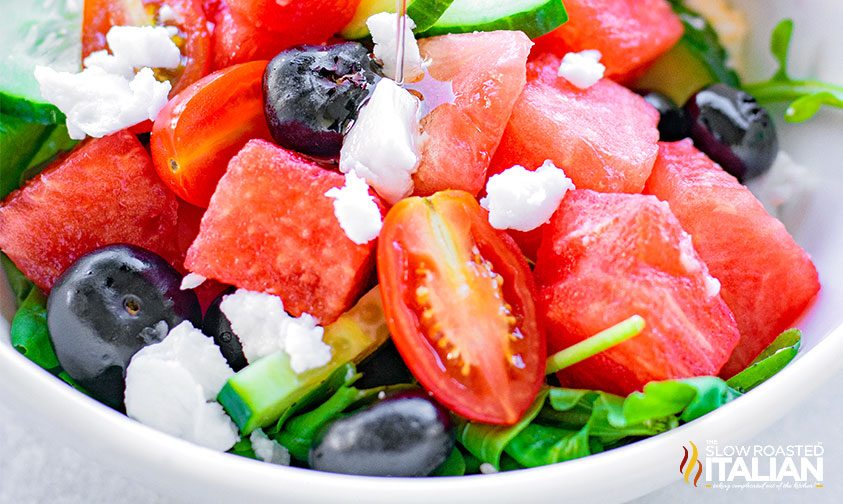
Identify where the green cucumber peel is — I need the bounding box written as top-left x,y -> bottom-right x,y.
407,0 -> 455,33
545,315 -> 645,375
667,0 -> 741,88
744,19 -> 843,123
419,0 -> 568,40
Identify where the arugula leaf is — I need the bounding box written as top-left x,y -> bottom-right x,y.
1,252 -> 34,307
667,0 -> 741,88
0,116 -> 76,199
10,285 -> 60,370
619,377 -> 740,424
228,436 -> 258,460
431,446 -> 466,477
744,19 -> 843,122
456,387 -> 549,470
727,329 -> 801,393
505,423 -> 591,468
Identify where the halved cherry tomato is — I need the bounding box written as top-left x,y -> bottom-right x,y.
377,190 -> 546,425
82,0 -> 211,95
150,61 -> 273,207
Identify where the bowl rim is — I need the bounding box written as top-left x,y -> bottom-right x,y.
1,289 -> 841,503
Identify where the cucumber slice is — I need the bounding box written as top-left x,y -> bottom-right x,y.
419,0 -> 567,39
407,0 -> 455,33
217,287 -> 391,433
0,0 -> 82,124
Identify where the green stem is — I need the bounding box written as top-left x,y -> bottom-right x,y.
545,315 -> 646,375
744,78 -> 843,104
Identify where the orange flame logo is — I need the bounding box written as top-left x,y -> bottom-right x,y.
680,441 -> 703,487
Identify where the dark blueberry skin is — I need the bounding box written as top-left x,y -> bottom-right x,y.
47,244 -> 201,410
202,287 -> 247,372
641,91 -> 690,141
263,42 -> 382,160
685,83 -> 779,182
355,340 -> 414,389
309,392 -> 454,477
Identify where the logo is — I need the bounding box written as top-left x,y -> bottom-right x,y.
680,441 -> 703,487
679,440 -> 825,490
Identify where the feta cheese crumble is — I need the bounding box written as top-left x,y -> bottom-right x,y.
479,463 -> 499,474
325,171 -> 383,245
367,13 -> 425,82
250,429 -> 291,465
557,50 -> 605,89
35,25 -> 180,140
219,289 -> 333,373
180,272 -> 206,290
480,160 -> 575,232
125,321 -> 239,451
705,275 -> 722,298
339,78 -> 421,204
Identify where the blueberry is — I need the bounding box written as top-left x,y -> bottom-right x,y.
685,83 -> 778,182
309,392 -> 454,477
263,42 -> 381,159
640,91 -> 690,141
47,244 -> 201,410
202,287 -> 247,372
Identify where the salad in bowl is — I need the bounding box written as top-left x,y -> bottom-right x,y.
1,0 -> 840,492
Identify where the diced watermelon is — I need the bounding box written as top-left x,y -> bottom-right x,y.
185,139 -> 382,323
532,0 -> 683,82
489,53 -> 659,196
0,131 -> 179,291
534,189 -> 740,395
212,0 -> 359,69
412,31 -> 531,197
645,140 -> 820,377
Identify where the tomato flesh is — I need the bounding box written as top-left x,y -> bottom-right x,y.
150,61 -> 273,207
378,190 -> 545,425
82,0 -> 211,95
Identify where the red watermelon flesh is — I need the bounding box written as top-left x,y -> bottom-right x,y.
534,189 -> 740,395
489,53 -> 660,195
185,139 -> 382,323
0,131 -> 179,291
645,140 -> 820,377
532,0 -> 683,82
412,31 -> 531,197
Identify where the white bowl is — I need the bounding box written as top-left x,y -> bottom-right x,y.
2,1 -> 842,502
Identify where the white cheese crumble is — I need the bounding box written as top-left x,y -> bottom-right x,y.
678,234 -> 701,274
125,321 -> 238,451
250,429 -> 292,465
219,289 -> 333,373
367,12 -> 425,82
157,4 -> 181,24
325,171 -> 383,245
180,272 -> 206,290
339,78 -> 421,204
557,50 -> 605,89
480,160 -> 575,232
479,463 -> 499,474
705,275 -> 722,298
35,25 -> 180,140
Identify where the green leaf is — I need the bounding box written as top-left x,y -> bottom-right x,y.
504,423 -> 591,467
431,446 -> 466,476
10,286 -> 60,370
1,252 -> 34,306
769,18 -> 794,81
727,329 -> 801,393
618,377 -> 740,425
744,19 -> 843,122
456,387 -> 549,470
228,436 -> 258,460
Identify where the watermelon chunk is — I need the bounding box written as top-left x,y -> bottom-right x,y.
185,139 -> 382,323
532,0 -> 683,82
489,54 -> 660,195
645,140 -> 820,377
412,31 -> 531,197
0,131 -> 179,291
534,189 -> 740,395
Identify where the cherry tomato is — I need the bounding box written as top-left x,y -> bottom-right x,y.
150,61 -> 273,207
377,190 -> 546,425
82,0 -> 211,95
